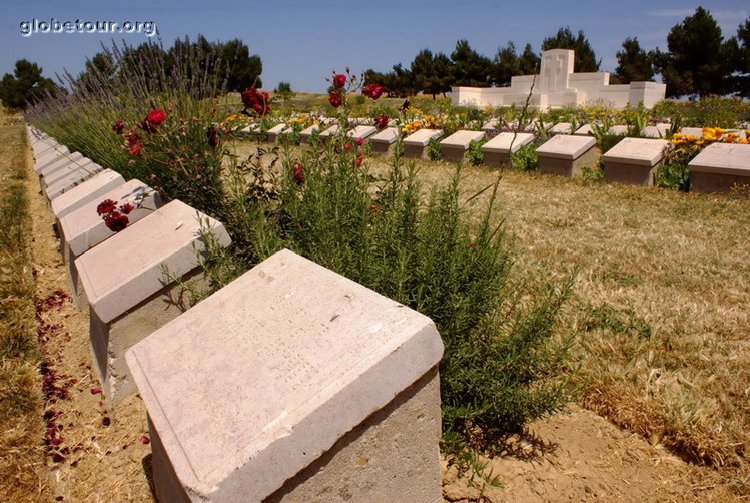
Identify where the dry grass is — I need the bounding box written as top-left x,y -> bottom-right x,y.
0,109 -> 48,501
229,138 -> 750,493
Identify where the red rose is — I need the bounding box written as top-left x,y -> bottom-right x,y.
207,124 -> 219,147
356,155 -> 364,167
292,162 -> 304,185
344,143 -> 351,151
356,137 -> 364,146
241,87 -> 271,115
112,120 -> 125,134
104,211 -> 129,232
333,73 -> 346,89
96,199 -> 117,216
139,119 -> 157,133
362,83 -> 384,99
373,114 -> 389,129
129,142 -> 143,156
119,202 -> 134,215
146,109 -> 166,125
328,91 -> 343,108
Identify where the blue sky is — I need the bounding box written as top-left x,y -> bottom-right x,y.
2,1 -> 748,93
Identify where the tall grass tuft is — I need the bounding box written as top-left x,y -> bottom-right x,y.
25,38 -> 231,218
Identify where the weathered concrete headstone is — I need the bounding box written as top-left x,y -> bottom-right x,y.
76,199 -> 231,404
318,125 -> 339,142
126,249 -> 444,503
35,151 -> 84,177
266,123 -> 289,143
643,124 -> 669,139
346,125 -> 377,142
574,124 -> 593,136
59,179 -> 162,306
42,158 -> 97,189
370,127 -> 401,155
549,122 -> 573,136
45,162 -> 105,200
481,132 -> 534,166
481,118 -> 499,131
602,137 -> 670,186
403,129 -> 443,159
680,127 -> 703,138
439,130 -> 485,162
299,124 -> 321,143
688,142 -> 750,194
50,169 -> 125,221
536,134 -> 598,177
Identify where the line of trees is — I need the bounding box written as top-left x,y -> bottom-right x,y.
364,8 -> 750,99
0,36 -> 262,110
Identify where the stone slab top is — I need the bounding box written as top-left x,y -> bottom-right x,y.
482,119 -> 499,130
536,134 -> 596,160
440,130 -> 485,148
346,125 -> 377,139
46,165 -> 104,200
33,144 -> 67,159
43,160 -> 98,188
60,179 -> 161,258
299,124 -> 320,136
680,127 -> 703,138
688,142 -> 750,176
370,127 -> 400,144
549,122 -> 572,134
643,125 -> 667,138
318,125 -> 339,137
482,132 -> 534,154
50,169 -> 125,219
609,125 -> 628,135
266,123 -> 288,134
403,128 -> 443,146
35,152 -> 84,175
125,249 -> 444,503
574,124 -> 593,135
602,137 -> 670,167
75,199 -> 230,324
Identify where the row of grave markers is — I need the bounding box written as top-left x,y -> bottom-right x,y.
27,126 -> 445,503
245,120 -> 750,193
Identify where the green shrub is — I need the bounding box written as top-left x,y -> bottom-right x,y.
465,139 -> 486,166
427,135 -> 442,160
242,126 -> 573,444
511,143 -> 538,171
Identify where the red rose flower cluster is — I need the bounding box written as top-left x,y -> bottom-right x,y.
140,108 -> 167,133
112,108 -> 166,156
112,120 -> 125,134
373,114 -> 389,129
206,124 -> 219,147
125,131 -> 143,156
362,83 -> 385,99
292,162 -> 305,185
332,73 -> 347,89
241,87 -> 271,115
328,90 -> 343,108
97,198 -> 135,232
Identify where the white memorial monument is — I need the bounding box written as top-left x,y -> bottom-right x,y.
452,49 -> 666,110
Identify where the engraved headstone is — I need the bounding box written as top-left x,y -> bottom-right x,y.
127,249 -> 444,503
